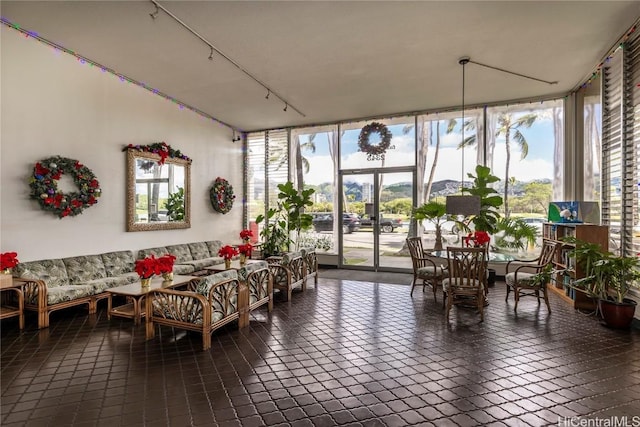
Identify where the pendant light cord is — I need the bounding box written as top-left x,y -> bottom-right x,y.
459,57 -> 469,189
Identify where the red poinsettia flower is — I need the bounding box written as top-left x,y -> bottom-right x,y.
465,231 -> 491,247
51,171 -> 62,180
218,245 -> 238,261
239,229 -> 253,240
135,255 -> 159,279
238,243 -> 252,257
0,252 -> 19,270
74,161 -> 83,170
156,254 -> 177,274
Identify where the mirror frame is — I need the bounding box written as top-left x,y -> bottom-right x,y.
126,149 -> 191,231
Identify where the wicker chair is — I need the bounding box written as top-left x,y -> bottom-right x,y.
300,247 -> 319,286
266,252 -> 306,301
238,261 -> 273,319
145,270 -> 242,350
406,237 -> 446,301
442,246 -> 487,322
505,240 -> 559,313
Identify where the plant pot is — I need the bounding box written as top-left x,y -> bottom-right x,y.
225,259 -> 231,269
239,254 -> 247,265
162,272 -> 174,282
599,298 -> 637,329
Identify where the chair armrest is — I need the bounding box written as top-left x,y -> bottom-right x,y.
147,288 -> 210,325
268,264 -> 291,285
505,256 -> 541,274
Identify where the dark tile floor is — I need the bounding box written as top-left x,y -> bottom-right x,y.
2,273 -> 640,426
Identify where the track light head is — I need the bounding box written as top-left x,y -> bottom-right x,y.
283,103 -> 288,112
149,4 -> 159,19
208,47 -> 214,61
265,90 -> 270,100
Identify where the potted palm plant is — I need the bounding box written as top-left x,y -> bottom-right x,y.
413,201 -> 451,250
566,237 -> 640,328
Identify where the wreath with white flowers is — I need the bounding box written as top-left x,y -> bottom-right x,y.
210,177 -> 235,214
29,156 -> 102,218
358,122 -> 393,161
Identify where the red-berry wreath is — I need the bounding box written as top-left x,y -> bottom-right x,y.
210,177 -> 235,214
29,156 -> 101,218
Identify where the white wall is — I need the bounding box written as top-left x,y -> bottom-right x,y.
1,27 -> 243,261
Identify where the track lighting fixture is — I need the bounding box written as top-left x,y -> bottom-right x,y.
146,0 -> 305,117
232,130 -> 241,142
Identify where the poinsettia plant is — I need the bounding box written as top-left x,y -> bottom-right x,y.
464,230 -> 491,247
156,254 -> 176,274
240,229 -> 253,240
135,255 -> 159,279
238,243 -> 252,257
0,252 -> 19,270
218,245 -> 238,261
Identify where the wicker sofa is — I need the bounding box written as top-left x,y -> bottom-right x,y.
13,250 -> 141,328
12,240 -> 227,329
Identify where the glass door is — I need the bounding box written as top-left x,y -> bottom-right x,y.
340,169 -> 415,271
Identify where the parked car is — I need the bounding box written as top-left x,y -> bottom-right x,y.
520,217 -> 545,230
359,214 -> 404,233
422,217 -> 460,235
312,212 -> 361,234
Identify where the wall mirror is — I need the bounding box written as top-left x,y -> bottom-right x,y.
126,150 -> 191,231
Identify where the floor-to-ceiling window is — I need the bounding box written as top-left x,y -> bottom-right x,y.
290,125 -> 339,254
486,100 -> 563,219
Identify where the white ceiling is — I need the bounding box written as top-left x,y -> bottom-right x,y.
2,1 -> 639,132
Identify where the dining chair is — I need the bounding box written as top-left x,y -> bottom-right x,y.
442,246 -> 487,322
406,237 -> 445,301
505,240 -> 559,313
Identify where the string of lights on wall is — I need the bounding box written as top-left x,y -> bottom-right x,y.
576,25 -> 637,91
0,16 -> 244,138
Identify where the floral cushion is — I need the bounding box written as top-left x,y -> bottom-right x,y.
194,270 -> 238,296
416,266 -> 444,279
14,259 -> 70,288
63,255 -> 107,285
173,264 -> 196,275
178,257 -> 223,271
205,240 -> 223,257
39,284 -> 95,305
137,247 -> 170,259
238,261 -> 268,282
282,251 -> 302,266
101,250 -> 135,277
166,244 -> 193,263
188,242 -> 210,261
89,276 -> 137,293
505,272 -> 536,286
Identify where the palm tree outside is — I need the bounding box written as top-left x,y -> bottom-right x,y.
495,113 -> 537,217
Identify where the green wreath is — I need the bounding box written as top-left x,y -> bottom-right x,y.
29,156 -> 102,218
210,177 -> 235,214
358,122 -> 393,160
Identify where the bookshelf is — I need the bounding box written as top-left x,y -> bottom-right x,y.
542,222 -> 609,310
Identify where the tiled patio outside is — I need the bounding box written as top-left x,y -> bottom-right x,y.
2,271 -> 639,426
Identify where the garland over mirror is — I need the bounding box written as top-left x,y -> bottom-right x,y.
125,143 -> 191,231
